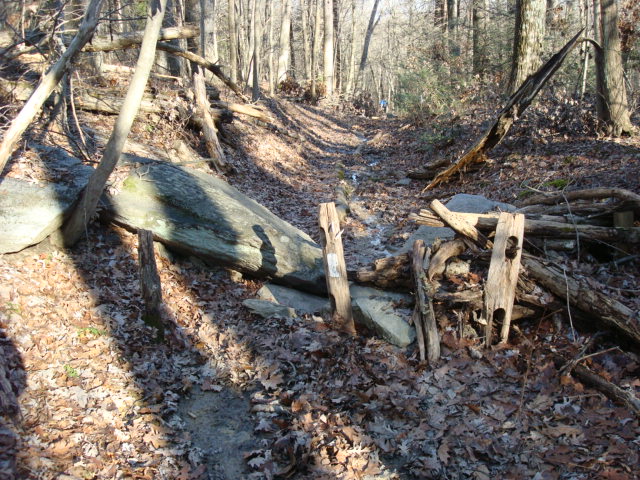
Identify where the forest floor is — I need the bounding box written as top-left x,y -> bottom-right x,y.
1,88 -> 640,480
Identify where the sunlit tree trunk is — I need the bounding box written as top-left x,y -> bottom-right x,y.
277,0 -> 292,83
473,0 -> 487,76
268,0 -> 275,93
227,0 -> 238,84
508,0 -> 546,94
358,0 -> 381,89
596,0 -> 632,135
344,0 -> 357,96
323,0 -> 334,96
311,0 -> 322,98
301,0 -> 312,82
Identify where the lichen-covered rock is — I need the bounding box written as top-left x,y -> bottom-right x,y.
107,162 -> 325,293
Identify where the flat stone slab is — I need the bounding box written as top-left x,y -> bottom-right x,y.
242,299 -> 296,319
350,285 -> 415,348
257,284 -> 329,315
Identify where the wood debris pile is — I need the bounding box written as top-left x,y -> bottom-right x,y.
355,188 -> 640,416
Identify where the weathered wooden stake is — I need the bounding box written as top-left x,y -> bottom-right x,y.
138,229 -> 164,336
483,213 -> 525,346
318,202 -> 355,335
411,240 -> 440,364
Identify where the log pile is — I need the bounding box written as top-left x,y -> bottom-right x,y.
354,188 -> 639,362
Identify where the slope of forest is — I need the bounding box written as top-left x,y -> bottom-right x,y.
1,0 -> 640,477
1,81 -> 639,479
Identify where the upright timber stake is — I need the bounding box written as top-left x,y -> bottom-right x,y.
138,229 -> 164,339
319,202 -> 356,335
483,213 -> 525,346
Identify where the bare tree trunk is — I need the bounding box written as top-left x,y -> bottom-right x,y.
311,0 -> 322,98
277,0 -> 292,83
345,0 -> 357,96
228,0 -> 239,84
301,0 -> 312,82
323,0 -> 334,96
357,0 -> 381,89
0,0 -> 104,175
268,0 -> 275,93
472,0 -> 487,76
250,0 -> 260,101
508,0 -> 546,94
597,0 -> 633,135
59,0 -> 168,246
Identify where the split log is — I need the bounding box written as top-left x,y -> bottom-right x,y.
80,25 -> 199,52
483,213 -> 525,345
412,240 -> 440,363
212,100 -> 272,122
522,254 -> 640,345
193,70 -> 229,173
424,29 -> 584,190
412,208 -> 640,244
430,200 -> 493,249
319,202 -> 355,334
553,355 -> 640,418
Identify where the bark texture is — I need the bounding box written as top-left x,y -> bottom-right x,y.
509,0 -> 546,94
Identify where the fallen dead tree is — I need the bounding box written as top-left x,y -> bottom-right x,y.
420,30 -> 584,190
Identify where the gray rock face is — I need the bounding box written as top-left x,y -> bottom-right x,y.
257,284 -> 330,315
242,299 -> 296,319
399,193 -> 516,253
107,163 -> 326,293
0,148 -> 92,253
350,285 -> 415,347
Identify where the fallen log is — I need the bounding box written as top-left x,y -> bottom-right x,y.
553,355 -> 640,418
80,25 -> 199,52
411,209 -> 640,244
156,43 -> 247,100
520,188 -> 640,211
348,253 -> 411,290
523,254 -> 640,345
193,70 -> 229,173
424,29 -> 584,190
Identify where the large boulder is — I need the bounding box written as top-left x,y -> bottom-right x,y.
106,162 -> 326,293
0,147 -> 92,253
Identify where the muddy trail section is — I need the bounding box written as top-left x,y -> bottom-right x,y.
1,95 -> 640,480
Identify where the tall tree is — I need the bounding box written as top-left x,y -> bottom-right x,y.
508,0 -> 546,93
60,0 -> 168,246
344,0 -> 358,95
277,0 -> 292,83
311,0 -> 322,98
358,0 -> 381,87
301,0 -> 312,81
473,0 -> 488,75
596,0 -> 633,135
323,0 -> 335,96
227,0 -> 239,84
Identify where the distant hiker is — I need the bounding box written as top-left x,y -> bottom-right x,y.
380,99 -> 388,114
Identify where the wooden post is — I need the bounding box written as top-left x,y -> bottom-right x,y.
138,229 -> 164,338
411,240 -> 440,364
318,202 -> 355,335
483,213 -> 525,346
